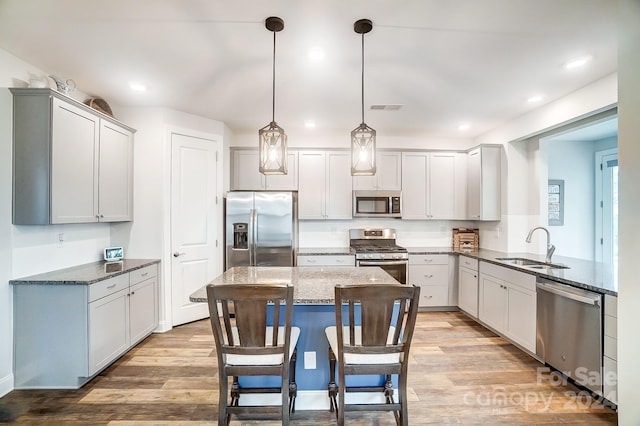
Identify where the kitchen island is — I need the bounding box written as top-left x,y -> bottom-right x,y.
189,266 -> 402,410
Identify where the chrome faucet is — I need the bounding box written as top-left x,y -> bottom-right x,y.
526,226 -> 555,263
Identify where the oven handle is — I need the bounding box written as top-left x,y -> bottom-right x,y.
357,260 -> 408,266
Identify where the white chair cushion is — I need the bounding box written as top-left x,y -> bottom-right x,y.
325,326 -> 400,365
226,326 -> 300,366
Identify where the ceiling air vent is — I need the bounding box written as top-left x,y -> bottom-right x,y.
370,104 -> 403,111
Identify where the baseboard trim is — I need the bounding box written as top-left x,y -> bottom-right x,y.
0,372 -> 14,397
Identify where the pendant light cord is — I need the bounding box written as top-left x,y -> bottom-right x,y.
361,32 -> 365,125
272,30 -> 276,124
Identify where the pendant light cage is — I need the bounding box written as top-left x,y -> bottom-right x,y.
351,18 -> 376,176
259,16 -> 288,175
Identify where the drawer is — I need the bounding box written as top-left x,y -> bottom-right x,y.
459,256 -> 478,271
409,254 -> 448,266
130,264 -> 158,285
604,335 -> 617,360
297,255 -> 355,266
605,294 -> 617,318
409,264 -> 449,286
89,274 -> 130,302
480,261 -> 536,292
604,314 -> 617,339
418,285 -> 449,307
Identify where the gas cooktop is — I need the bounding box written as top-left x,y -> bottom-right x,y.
349,228 -> 408,260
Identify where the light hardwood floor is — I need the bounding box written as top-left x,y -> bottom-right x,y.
0,311 -> 617,425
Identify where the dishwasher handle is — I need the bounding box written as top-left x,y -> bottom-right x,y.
536,281 -> 601,306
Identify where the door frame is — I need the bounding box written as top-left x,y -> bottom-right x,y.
595,147 -> 618,263
160,126 -> 224,331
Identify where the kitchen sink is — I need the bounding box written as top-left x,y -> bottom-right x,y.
495,257 -> 546,266
495,257 -> 570,270
529,264 -> 570,270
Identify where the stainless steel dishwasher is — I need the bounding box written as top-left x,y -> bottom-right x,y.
536,277 -> 603,395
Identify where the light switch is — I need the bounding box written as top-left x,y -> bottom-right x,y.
304,351 -> 316,369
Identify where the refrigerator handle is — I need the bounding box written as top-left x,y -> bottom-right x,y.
249,208 -> 257,265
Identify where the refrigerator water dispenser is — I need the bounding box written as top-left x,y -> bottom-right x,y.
233,223 -> 248,250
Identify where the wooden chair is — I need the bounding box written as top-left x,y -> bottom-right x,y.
206,283 -> 299,425
325,284 -> 420,426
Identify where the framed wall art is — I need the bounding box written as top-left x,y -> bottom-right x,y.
548,180 -> 564,226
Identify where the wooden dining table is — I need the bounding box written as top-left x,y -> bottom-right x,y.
189,265 -> 402,410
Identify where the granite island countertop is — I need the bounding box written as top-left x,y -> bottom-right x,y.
296,246 -> 617,296
189,266 -> 400,304
10,259 -> 161,285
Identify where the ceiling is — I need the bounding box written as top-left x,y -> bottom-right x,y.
0,0 -> 618,139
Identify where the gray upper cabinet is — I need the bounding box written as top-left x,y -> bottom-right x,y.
467,145 -> 501,221
401,151 -> 467,220
11,88 -> 135,225
231,149 -> 298,190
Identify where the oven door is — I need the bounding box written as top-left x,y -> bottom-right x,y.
356,260 -> 407,284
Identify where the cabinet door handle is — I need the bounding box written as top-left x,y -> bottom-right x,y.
423,259 -> 433,263
424,274 -> 433,278
107,284 -> 116,289
131,291 -> 135,295
141,272 -> 148,277
307,259 -> 316,263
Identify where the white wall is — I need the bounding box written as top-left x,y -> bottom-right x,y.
113,107 -> 227,332
473,73 -> 618,255
0,47 -> 229,396
0,50 -> 111,396
541,136 -> 617,260
617,0 -> 640,423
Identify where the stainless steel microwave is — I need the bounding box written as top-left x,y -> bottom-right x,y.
353,190 -> 402,218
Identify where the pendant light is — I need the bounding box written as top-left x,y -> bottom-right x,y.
351,18 -> 376,176
259,16 -> 288,175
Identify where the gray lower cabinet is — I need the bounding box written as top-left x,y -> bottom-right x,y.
408,254 -> 456,307
10,88 -> 134,225
13,264 -> 158,389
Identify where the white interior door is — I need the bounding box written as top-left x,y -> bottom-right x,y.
171,132 -> 219,326
597,150 -> 618,266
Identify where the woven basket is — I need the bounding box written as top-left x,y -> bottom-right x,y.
84,97 -> 113,117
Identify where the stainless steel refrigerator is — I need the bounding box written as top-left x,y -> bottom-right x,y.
224,191 -> 298,270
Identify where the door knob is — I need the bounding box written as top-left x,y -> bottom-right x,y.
173,252 -> 186,258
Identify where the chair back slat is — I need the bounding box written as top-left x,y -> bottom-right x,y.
206,284 -> 293,357
234,300 -> 267,347
361,298 -> 396,346
335,284 -> 420,356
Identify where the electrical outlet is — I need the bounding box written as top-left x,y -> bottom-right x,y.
304,351 -> 316,369
57,233 -> 64,248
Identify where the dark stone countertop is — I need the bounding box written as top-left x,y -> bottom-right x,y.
298,247 -> 354,255
9,259 -> 161,285
297,246 -> 617,296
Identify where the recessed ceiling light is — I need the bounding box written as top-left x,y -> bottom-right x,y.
304,120 -> 316,129
527,95 -> 543,103
564,55 -> 592,69
458,123 -> 470,131
129,82 -> 147,92
308,48 -> 325,61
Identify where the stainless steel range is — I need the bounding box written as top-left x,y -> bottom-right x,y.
349,228 -> 408,284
